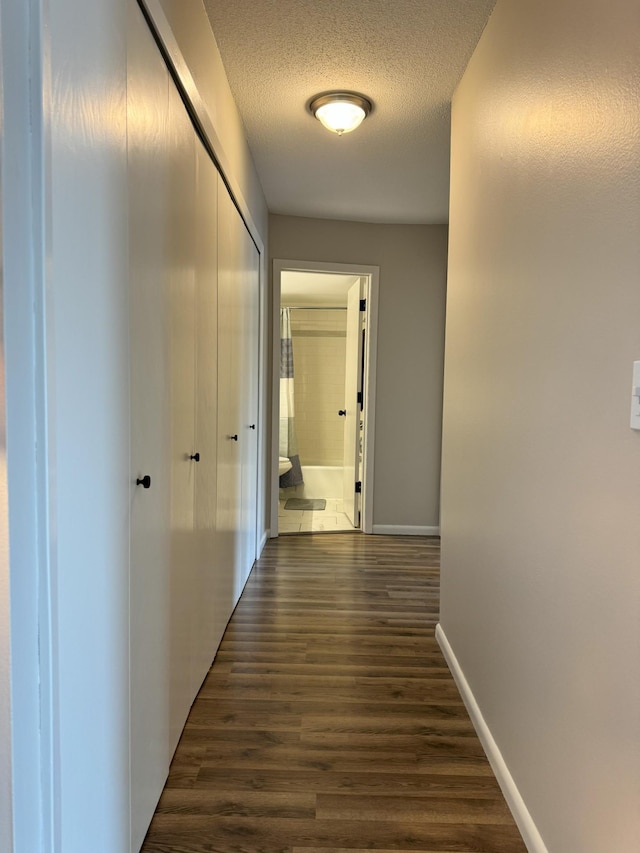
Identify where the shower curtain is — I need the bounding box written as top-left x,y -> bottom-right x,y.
279,308 -> 304,487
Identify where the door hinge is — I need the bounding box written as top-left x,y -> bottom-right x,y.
359,298 -> 366,311
355,481 -> 362,493
357,390 -> 363,406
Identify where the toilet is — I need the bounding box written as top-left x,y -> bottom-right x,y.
279,456 -> 293,477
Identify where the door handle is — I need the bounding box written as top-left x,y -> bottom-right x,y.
189,452 -> 200,462
249,424 -> 256,430
230,434 -> 238,441
136,475 -> 151,489
338,409 -> 347,417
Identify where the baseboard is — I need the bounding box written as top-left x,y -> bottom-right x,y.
435,624 -> 548,853
372,524 -> 440,536
258,529 -> 269,555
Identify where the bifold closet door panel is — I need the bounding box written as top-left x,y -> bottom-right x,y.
216,178 -> 243,613
192,140 -> 221,680
166,66 -> 198,755
240,229 -> 260,582
128,4 -> 173,850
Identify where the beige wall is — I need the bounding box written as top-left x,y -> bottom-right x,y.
441,0 -> 640,850
271,215 -> 448,530
286,308 -> 347,467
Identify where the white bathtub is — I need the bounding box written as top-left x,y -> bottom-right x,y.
280,465 -> 343,500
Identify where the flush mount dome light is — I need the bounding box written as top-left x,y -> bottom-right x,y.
310,92 -> 372,136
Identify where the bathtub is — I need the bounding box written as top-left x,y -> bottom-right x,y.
280,465 -> 343,500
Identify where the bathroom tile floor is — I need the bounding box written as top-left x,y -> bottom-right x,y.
278,498 -> 355,534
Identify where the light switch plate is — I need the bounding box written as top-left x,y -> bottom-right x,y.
631,361 -> 640,430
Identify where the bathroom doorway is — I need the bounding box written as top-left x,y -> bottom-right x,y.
271,260 -> 379,536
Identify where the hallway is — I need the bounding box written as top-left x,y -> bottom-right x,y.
140,534 -> 525,852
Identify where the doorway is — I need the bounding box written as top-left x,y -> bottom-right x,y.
271,260 -> 379,536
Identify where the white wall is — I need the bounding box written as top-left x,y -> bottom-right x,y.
440,0 -> 640,850
270,215 -> 448,531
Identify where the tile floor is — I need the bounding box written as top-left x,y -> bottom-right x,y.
278,497 -> 355,534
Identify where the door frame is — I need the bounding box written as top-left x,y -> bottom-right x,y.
271,259 -> 379,537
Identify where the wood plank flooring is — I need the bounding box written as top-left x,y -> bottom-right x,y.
140,534 -> 526,853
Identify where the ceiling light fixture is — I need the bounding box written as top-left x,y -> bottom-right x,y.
309,92 -> 372,136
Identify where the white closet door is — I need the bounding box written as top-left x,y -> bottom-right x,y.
129,7 -> 261,850
217,179 -> 261,603
192,140 -> 221,680
128,5 -> 173,850
240,228 -> 260,582
166,61 -> 198,754
216,178 -> 243,616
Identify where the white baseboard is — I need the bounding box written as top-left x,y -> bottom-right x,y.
372,524 -> 440,536
435,624 -> 548,853
258,529 -> 269,555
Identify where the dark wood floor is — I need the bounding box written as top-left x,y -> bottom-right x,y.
141,533 -> 526,853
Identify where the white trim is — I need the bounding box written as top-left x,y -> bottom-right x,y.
2,0 -> 53,848
254,243 -> 268,565
271,259 -> 379,537
258,529 -> 269,556
270,267 -> 282,537
372,525 -> 440,536
360,268 -> 378,536
435,624 -> 548,853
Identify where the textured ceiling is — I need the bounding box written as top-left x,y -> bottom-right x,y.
203,0 -> 496,224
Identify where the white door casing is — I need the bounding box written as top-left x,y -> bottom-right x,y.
271,260 -> 379,537
342,279 -> 364,527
